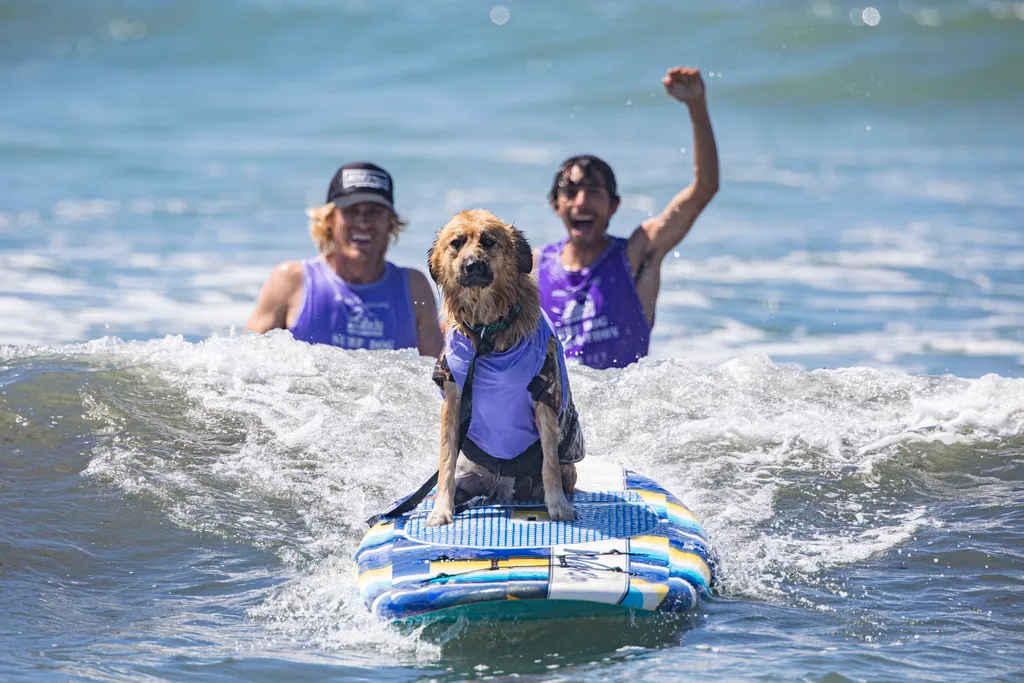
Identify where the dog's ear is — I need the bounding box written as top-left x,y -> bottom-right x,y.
426,245 -> 439,283
510,226 -> 533,274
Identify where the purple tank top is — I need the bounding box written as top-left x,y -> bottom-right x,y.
536,235 -> 651,369
443,314 -> 569,460
289,259 -> 418,350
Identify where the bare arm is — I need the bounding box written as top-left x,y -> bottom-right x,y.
629,67 -> 720,270
626,67 -> 719,324
244,261 -> 304,333
408,268 -> 443,357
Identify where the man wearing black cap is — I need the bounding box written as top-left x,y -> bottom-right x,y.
245,162 -> 442,356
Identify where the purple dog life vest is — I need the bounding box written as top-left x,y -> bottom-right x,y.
535,235 -> 651,369
288,258 -> 418,351
436,313 -> 584,464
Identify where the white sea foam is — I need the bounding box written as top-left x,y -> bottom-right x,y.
75,289 -> 252,329
0,297 -> 87,345
662,256 -> 924,292
657,289 -> 714,309
655,323 -> 1024,366
73,335 -> 1024,624
866,170 -> 1024,208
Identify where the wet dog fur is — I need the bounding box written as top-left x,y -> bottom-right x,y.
425,209 -> 577,526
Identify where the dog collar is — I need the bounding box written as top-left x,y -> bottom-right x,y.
466,301 -> 521,346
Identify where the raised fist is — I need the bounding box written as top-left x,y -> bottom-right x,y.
663,66 -> 706,106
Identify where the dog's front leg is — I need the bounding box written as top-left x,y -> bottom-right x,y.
536,402 -> 577,521
426,381 -> 460,527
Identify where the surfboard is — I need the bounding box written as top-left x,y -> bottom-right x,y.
355,458 -> 716,623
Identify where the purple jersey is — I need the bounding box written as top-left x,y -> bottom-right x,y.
536,235 -> 651,369
288,258 -> 418,351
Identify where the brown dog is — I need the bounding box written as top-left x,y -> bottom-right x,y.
425,209 -> 584,526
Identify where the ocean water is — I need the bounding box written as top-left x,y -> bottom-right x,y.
1,1 -> 1022,680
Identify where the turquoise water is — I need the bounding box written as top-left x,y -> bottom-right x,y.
2,1 -> 1023,680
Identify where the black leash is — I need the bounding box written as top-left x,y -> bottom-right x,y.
364,305 -> 519,527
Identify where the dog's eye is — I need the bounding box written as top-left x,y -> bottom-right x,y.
480,235 -> 496,249
450,237 -> 465,250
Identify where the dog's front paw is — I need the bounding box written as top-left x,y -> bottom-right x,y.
547,500 -> 578,522
425,507 -> 454,527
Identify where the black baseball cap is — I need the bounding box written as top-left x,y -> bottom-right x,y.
326,162 -> 395,211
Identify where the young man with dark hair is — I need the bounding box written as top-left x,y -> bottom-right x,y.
535,67 -> 719,369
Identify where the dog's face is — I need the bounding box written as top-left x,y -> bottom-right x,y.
428,210 -> 533,294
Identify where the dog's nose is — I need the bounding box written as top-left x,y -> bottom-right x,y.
458,258 -> 493,287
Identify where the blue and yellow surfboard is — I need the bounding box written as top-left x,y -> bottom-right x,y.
355,459 -> 716,622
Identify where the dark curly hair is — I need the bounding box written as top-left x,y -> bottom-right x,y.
547,155 -> 619,207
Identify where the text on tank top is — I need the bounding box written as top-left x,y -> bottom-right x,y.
536,235 -> 651,370
288,259 -> 418,350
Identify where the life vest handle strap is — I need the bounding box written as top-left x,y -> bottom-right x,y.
365,326 -> 496,527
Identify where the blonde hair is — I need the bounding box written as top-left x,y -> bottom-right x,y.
305,202 -> 408,256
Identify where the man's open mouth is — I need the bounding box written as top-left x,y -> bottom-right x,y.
350,233 -> 374,243
570,218 -> 595,234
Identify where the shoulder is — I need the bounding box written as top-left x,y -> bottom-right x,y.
263,260 -> 305,293
405,267 -> 439,311
532,239 -> 564,271
405,266 -> 430,287
246,260 -> 305,332
405,267 -> 434,296
536,239 -> 564,257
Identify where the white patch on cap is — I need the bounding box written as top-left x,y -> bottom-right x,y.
341,169 -> 390,192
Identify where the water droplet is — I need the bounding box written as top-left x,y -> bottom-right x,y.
489,5 -> 510,24
626,99 -> 632,105
863,7 -> 881,26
